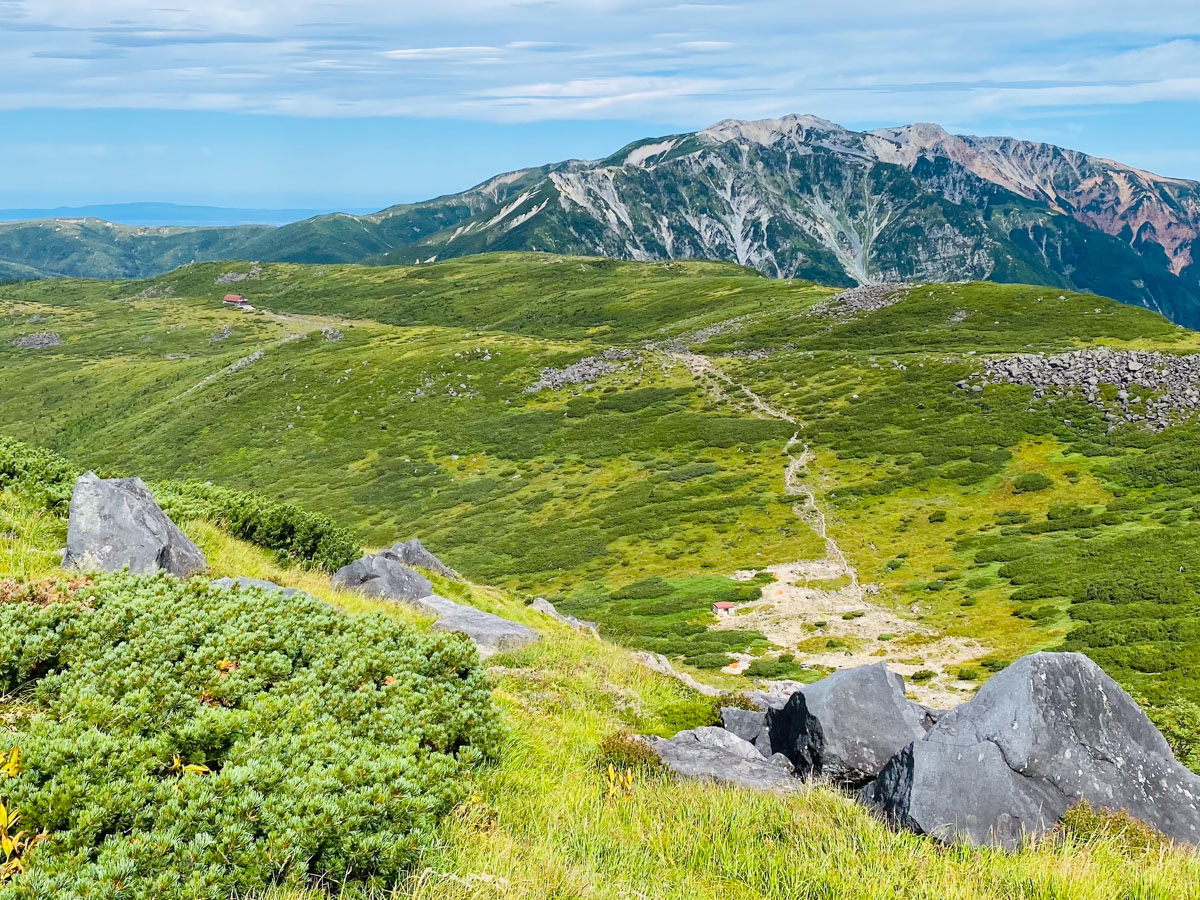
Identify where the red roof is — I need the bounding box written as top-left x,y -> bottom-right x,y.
223,294 -> 246,303
713,601 -> 737,610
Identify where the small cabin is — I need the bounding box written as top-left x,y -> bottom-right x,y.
223,294 -> 248,305
712,601 -> 737,617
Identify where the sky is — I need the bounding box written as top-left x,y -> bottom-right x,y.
1,0 -> 1199,210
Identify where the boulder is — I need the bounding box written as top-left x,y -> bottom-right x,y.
766,663 -> 927,785
861,739 -> 1065,849
529,596 -> 599,636
211,577 -> 319,603
63,473 -> 207,578
382,538 -> 456,578
331,553 -> 434,602
422,594 -> 541,657
721,707 -> 767,745
917,652 -> 1200,846
640,726 -> 801,792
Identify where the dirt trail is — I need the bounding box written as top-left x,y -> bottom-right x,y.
668,351 -> 982,707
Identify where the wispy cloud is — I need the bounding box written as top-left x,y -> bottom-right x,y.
1,0 -> 1198,131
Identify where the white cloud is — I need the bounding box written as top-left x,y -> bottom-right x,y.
0,0 -> 1198,130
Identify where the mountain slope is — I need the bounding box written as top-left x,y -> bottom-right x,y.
1,116 -> 1198,326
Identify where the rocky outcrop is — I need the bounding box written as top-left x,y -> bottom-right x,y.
862,653 -> 1200,847
764,663 -> 929,785
381,538 -> 457,578
331,552 -> 434,602
639,726 -> 801,792
11,332 -> 61,350
632,651 -> 726,697
63,473 -> 207,578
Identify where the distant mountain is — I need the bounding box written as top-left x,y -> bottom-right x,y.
0,202 -> 377,228
2,116 -> 1198,326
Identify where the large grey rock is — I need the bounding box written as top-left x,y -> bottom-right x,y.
861,739 -> 1065,849
331,553 -> 434,602
640,727 -> 801,792
721,707 -> 767,745
922,652 -> 1200,846
211,577 -> 319,603
382,538 -> 457,578
422,594 -> 541,657
766,663 -> 927,785
63,472 -> 207,577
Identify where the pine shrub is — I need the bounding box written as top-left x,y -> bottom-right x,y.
0,573 -> 500,899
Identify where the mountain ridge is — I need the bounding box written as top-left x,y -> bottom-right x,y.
2,114 -> 1198,325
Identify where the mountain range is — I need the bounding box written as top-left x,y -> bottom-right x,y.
3,114 -> 1198,326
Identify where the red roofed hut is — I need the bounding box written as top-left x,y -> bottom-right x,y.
223,294 -> 248,305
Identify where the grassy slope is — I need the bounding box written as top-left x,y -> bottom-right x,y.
2,486 -> 1198,899
4,254 -> 1200,705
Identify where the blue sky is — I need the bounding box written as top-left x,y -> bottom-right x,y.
2,0 -> 1198,210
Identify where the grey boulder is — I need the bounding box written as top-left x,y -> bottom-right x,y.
331,553 -> 434,602
63,472 -> 207,578
766,663 -> 927,785
382,538 -> 456,578
861,739 -> 1065,849
863,652 -> 1200,847
211,577 -> 319,603
721,707 -> 767,745
422,594 -> 541,657
640,726 -> 801,792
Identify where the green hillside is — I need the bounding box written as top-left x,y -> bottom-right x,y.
5,254 -> 1200,711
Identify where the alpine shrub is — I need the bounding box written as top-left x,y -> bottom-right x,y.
0,573 -> 500,899
154,480 -> 360,571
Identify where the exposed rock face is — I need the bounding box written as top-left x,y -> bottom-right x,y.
382,538 -> 456,578
211,576 -> 318,602
331,553 -> 434,602
529,596 -> 599,636
720,707 -> 767,745
766,663 -> 928,785
63,472 -> 207,577
863,653 -> 1200,847
525,349 -> 638,393
640,726 -> 801,792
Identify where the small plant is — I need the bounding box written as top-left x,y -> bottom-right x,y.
910,670 -> 936,683
842,610 -> 866,620
597,732 -> 663,773
1013,472 -> 1054,494
603,764 -> 635,801
927,510 -> 947,523
1,796 -> 47,885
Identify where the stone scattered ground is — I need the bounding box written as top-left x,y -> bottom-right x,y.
960,347 -> 1200,432
670,350 -> 985,707
812,283 -> 911,318
11,332 -> 60,350
525,348 -> 638,392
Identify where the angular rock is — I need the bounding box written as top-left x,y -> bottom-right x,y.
861,739 -> 1065,849
922,652 -> 1200,846
640,727 -> 801,792
211,576 -> 319,603
721,707 -> 767,744
529,596 -> 599,636
331,553 -> 434,602
63,473 -> 207,578
422,594 -> 541,657
382,538 -> 456,578
767,663 -> 927,785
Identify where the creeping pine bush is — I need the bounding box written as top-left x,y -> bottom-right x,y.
0,437 -> 361,572
154,480 -> 360,571
0,574 -> 501,899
